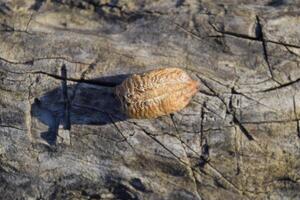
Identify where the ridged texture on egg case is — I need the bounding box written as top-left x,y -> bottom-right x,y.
115,68 -> 199,119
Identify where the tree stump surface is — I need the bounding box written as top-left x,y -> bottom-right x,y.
1,1 -> 300,199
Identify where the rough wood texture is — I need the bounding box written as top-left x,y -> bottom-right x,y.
1,0 -> 300,199
115,68 -> 199,119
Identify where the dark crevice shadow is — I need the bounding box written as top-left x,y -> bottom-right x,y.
0,3 -> 11,15
30,0 -> 45,11
266,0 -> 285,7
31,73 -> 130,145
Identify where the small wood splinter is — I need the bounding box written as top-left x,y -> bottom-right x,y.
115,67 -> 199,119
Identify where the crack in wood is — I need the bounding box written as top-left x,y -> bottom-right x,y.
32,71 -> 119,87
169,114 -> 201,157
229,90 -> 254,141
0,124 -> 25,131
255,16 -> 281,85
106,113 -> 137,151
197,75 -> 256,141
0,56 -> 91,66
231,88 -> 278,112
208,20 -> 300,49
293,96 -> 300,138
260,76 -> 300,92
169,114 -> 202,200
234,127 -> 241,176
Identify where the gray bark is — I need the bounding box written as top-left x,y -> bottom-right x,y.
1,0 -> 300,199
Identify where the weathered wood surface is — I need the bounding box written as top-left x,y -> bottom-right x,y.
1,0 -> 300,199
